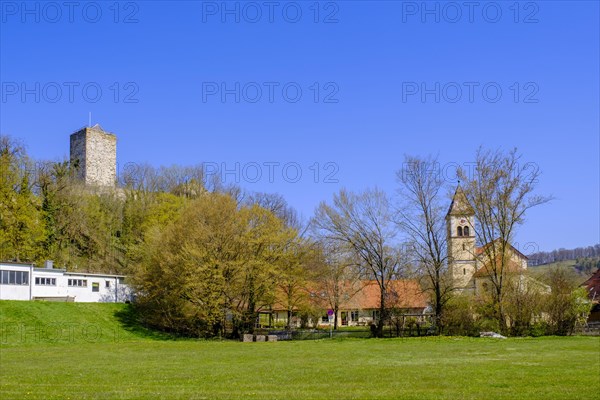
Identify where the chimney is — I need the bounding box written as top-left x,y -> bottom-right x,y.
44,260 -> 54,269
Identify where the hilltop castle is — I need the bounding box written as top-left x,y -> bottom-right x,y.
446,186 -> 529,293
70,124 -> 117,187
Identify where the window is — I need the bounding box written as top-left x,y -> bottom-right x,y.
0,270 -> 29,285
68,279 -> 87,287
457,226 -> 463,236
463,226 -> 470,236
463,268 -> 466,275
372,310 -> 380,321
92,282 -> 100,292
35,277 -> 56,286
105,281 -> 111,288
322,315 -> 329,323
351,311 -> 359,321
341,311 -> 348,325
462,243 -> 466,250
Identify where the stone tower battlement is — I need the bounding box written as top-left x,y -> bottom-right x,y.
70,124 -> 117,187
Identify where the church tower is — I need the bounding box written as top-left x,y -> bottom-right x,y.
70,124 -> 117,187
446,185 -> 476,290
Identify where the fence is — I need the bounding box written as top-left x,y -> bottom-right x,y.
262,326 -> 434,341
579,322 -> 600,336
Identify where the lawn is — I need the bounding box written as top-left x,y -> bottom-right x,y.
1,302 -> 599,399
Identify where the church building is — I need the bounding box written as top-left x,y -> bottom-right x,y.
446,185 -> 530,294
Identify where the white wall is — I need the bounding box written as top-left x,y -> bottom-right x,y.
0,264 -> 32,300
0,263 -> 131,303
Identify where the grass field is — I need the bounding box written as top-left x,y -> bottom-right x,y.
1,301 -> 599,399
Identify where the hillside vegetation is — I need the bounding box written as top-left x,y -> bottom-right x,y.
529,258 -> 599,283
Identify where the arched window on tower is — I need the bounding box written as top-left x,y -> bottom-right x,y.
463,226 -> 470,236
457,226 -> 463,236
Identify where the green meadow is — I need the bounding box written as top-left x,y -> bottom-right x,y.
1,301 -> 598,400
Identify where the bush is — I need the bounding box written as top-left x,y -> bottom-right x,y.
545,269 -> 593,335
441,294 -> 479,336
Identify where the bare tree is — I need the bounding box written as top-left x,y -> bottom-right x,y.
396,155 -> 452,333
312,188 -> 403,337
313,239 -> 363,330
458,147 -> 552,331
245,192 -> 301,229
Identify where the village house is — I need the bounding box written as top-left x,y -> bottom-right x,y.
0,261 -> 131,302
269,279 -> 430,328
582,268 -> 600,323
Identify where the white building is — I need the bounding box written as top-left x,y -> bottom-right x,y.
0,261 -> 131,302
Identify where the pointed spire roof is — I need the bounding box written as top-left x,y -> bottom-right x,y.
447,185 -> 474,216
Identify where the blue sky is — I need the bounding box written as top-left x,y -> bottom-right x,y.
1,1 -> 598,253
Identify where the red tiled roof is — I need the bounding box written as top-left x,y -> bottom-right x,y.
351,280 -> 428,310
583,269 -> 600,300
473,259 -> 525,278
475,239 -> 528,260
272,280 -> 428,311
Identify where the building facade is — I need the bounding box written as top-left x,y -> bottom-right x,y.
270,280 -> 429,328
0,262 -> 130,302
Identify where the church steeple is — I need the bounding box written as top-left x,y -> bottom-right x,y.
446,184 -> 474,217
446,185 -> 476,290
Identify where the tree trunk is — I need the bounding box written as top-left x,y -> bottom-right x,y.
435,287 -> 443,335
334,306 -> 339,330
377,290 -> 386,338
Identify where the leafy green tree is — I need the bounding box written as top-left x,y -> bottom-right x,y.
133,193 -> 300,337
233,205 -> 297,334
0,136 -> 44,262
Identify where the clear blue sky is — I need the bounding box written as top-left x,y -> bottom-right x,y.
1,1 -> 598,253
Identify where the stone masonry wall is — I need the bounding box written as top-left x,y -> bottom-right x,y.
70,126 -> 117,187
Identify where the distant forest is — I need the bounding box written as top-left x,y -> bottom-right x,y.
529,244 -> 600,266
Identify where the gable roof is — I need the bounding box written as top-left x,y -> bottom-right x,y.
272,280 -> 428,312
475,239 -> 529,260
473,258 -> 525,278
582,269 -> 600,300
447,185 -> 474,216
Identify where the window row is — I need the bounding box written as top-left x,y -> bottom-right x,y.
35,277 -> 56,286
68,279 -> 87,287
1,272 -> 110,290
457,226 -> 470,237
0,270 -> 29,285
321,310 -> 362,323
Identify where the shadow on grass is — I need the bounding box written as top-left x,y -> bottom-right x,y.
113,304 -> 188,341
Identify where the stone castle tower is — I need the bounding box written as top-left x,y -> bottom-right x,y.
446,185 -> 477,289
70,124 -> 117,187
